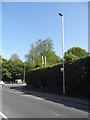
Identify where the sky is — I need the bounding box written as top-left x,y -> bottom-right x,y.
1,2 -> 88,61
89,1 -> 90,53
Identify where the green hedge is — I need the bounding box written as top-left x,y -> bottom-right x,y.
26,65 -> 63,94
26,56 -> 89,98
65,57 -> 89,98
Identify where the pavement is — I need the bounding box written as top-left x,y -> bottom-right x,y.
6,84 -> 89,112
1,84 -> 89,118
26,91 -> 87,104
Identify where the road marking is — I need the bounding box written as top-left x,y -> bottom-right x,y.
12,91 -> 23,94
5,89 -> 23,94
50,111 -> 60,117
21,94 -> 44,100
0,112 -> 7,118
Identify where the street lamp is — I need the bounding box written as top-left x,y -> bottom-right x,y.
59,13 -> 65,95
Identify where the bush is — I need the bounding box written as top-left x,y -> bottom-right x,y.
65,57 -> 89,98
26,56 -> 89,98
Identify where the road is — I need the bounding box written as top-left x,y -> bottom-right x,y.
1,84 -> 88,118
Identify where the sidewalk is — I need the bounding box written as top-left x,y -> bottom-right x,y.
20,88 -> 89,112
20,87 -> 89,106
7,84 -> 89,112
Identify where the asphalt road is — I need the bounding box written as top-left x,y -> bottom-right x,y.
1,84 -> 88,118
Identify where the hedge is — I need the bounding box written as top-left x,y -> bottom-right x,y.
26,56 -> 89,98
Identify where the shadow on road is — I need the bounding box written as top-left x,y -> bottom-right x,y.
9,85 -> 89,113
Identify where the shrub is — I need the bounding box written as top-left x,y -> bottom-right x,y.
26,56 -> 89,98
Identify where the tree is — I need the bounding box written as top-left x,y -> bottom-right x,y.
8,59 -> 23,82
0,55 -> 2,80
64,47 -> 89,62
41,50 -> 61,66
2,54 -> 23,82
2,58 -> 12,81
36,38 -> 53,55
9,53 -> 20,61
25,38 -> 61,67
0,55 -> 2,62
25,44 -> 37,63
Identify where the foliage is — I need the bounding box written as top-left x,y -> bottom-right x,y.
2,58 -> 12,81
1,46 -> 89,99
25,44 -> 37,63
9,60 -> 23,81
65,56 -> 89,98
9,53 -> 20,61
35,38 -> 53,55
26,56 -> 89,98
0,55 -> 2,79
26,64 -> 63,94
2,55 -> 23,82
0,55 -> 2,62
25,38 -> 61,67
64,47 -> 89,62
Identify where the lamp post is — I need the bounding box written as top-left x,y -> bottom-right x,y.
59,13 -> 65,95
23,63 -> 26,83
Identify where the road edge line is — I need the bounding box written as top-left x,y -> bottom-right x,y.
0,112 -> 7,118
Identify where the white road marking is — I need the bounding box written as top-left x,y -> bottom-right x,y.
0,112 -> 7,118
21,94 -> 45,100
50,110 -> 60,117
12,91 -> 23,94
3,89 -> 44,100
4,89 -> 23,94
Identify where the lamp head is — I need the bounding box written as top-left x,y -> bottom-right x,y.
59,13 -> 63,16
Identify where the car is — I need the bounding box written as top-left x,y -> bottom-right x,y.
0,81 -> 5,87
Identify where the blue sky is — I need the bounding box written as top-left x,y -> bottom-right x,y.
2,2 -> 88,61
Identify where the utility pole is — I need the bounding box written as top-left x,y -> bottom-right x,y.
23,63 -> 26,83
59,13 -> 65,95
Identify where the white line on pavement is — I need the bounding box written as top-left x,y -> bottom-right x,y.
49,111 -> 60,117
0,112 -> 7,118
21,94 -> 45,100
